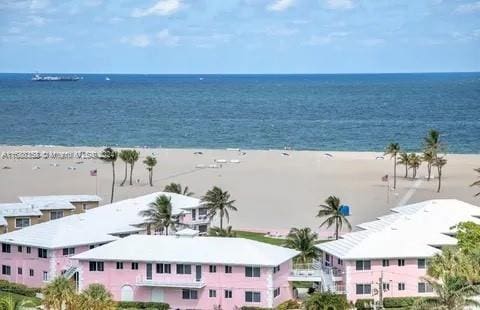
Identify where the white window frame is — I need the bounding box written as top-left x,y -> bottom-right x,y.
50,210 -> 64,220
15,217 -> 31,228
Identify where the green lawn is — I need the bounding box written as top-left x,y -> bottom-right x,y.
0,291 -> 41,306
234,230 -> 286,246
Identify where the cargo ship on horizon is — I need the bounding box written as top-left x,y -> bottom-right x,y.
32,74 -> 81,81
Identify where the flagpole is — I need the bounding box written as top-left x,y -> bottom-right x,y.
95,169 -> 98,195
387,177 -> 390,203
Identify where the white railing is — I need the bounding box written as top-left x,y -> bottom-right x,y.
135,275 -> 205,288
290,260 -> 345,294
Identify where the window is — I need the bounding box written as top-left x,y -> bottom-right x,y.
176,264 -> 191,274
15,218 -> 30,228
50,210 -> 64,220
398,283 -> 405,291
89,245 -> 95,249
2,265 -> 11,276
156,263 -> 171,273
225,265 -> 232,273
245,291 -> 261,303
116,262 -> 123,270
43,271 -> 49,281
224,290 -> 232,299
417,259 -> 426,269
209,265 -> 217,273
273,287 -> 281,298
398,259 -> 405,266
89,261 -> 104,272
356,284 -> 372,295
192,209 -> 196,221
131,262 -> 138,270
325,253 -> 331,262
29,269 -> 34,277
82,203 -> 87,211
38,248 -> 48,258
182,289 -> 198,300
209,289 -> 216,298
198,208 -> 207,216
62,248 -> 75,256
1,243 -> 11,253
383,283 -> 390,291
26,247 -> 31,254
17,246 -> 22,253
18,267 -> 22,275
338,258 -> 343,265
382,259 -> 390,267
245,266 -> 261,277
273,265 -> 281,273
356,260 -> 371,271
418,282 -> 433,293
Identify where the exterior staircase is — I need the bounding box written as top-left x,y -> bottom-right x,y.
63,266 -> 79,279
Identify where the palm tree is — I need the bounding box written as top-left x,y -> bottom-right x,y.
128,150 -> 140,186
143,156 -> 157,186
0,295 -> 35,310
78,283 -> 116,310
119,150 -> 130,186
408,153 -> 422,179
385,143 -> 401,189
283,227 -> 319,264
428,248 -> 467,280
42,276 -> 76,310
100,147 -> 118,203
433,156 -> 447,193
201,186 -> 237,230
317,196 -> 351,240
424,129 -> 442,157
397,152 -> 409,178
470,168 -> 480,197
164,183 -> 194,196
422,149 -> 435,181
139,194 -> 177,235
414,276 -> 480,310
208,225 -> 236,237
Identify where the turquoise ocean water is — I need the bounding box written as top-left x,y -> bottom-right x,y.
0,73 -> 479,153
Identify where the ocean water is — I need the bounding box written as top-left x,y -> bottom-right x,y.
0,73 -> 479,153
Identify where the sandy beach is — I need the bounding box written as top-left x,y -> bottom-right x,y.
0,145 -> 478,237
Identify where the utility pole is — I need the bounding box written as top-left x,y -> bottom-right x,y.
378,271 -> 384,309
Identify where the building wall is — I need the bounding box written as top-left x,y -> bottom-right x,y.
342,258 -> 434,302
0,243 -> 52,288
5,216 -> 41,233
78,260 -> 294,309
71,201 -> 100,214
38,209 -> 76,223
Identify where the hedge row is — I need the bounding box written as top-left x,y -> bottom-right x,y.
117,301 -> 169,309
0,280 -> 41,297
354,298 -> 374,309
383,297 -> 436,308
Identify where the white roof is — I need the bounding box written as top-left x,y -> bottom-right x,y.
175,228 -> 200,236
0,192 -> 201,249
73,234 -> 299,267
19,195 -> 101,210
0,203 -> 43,218
318,199 -> 480,260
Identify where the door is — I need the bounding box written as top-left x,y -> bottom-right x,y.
121,285 -> 134,301
151,287 -> 164,302
195,265 -> 202,282
146,263 -> 152,280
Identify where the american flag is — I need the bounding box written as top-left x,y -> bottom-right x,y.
90,169 -> 97,176
381,174 -> 389,182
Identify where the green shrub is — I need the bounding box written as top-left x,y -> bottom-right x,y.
0,280 -> 41,297
354,298 -> 374,309
240,307 -> 272,310
304,292 -> 349,310
117,301 -> 169,309
277,299 -> 302,310
383,297 -> 435,308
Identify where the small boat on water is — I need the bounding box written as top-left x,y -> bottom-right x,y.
105,77 -> 110,81
32,74 -> 80,82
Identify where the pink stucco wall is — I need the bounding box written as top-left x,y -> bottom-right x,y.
78,259 -> 294,309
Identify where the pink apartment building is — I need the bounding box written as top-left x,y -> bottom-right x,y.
315,199 -> 480,304
73,234 -> 298,309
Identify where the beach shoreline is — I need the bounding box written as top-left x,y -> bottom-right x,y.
1,145 -> 479,237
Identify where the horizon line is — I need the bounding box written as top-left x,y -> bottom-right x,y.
1,71 -> 480,75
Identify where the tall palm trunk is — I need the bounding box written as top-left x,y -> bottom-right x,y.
427,163 -> 432,181
413,167 -> 417,179
110,162 -> 115,203
129,163 -> 134,185
220,209 -> 224,230
393,157 -> 397,189
146,223 -> 151,235
404,164 -> 408,178
437,167 -> 442,193
149,169 -> 153,186
121,162 -> 127,186
335,217 -> 339,240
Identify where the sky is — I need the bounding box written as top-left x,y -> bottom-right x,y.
0,0 -> 479,74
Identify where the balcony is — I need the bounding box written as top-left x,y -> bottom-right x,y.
135,275 -> 206,289
289,261 -> 345,294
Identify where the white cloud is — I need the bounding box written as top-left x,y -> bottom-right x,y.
454,1 -> 480,14
29,0 -> 50,10
156,29 -> 179,46
121,34 -> 151,47
267,0 -> 295,11
360,38 -> 385,46
132,0 -> 182,17
306,32 -> 349,45
43,36 -> 63,44
324,0 -> 355,10
29,15 -> 47,26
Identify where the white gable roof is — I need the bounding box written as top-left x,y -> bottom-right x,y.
318,199 -> 480,260
18,195 -> 101,210
0,192 -> 201,248
175,228 -> 200,236
0,203 -> 43,218
73,235 -> 299,267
